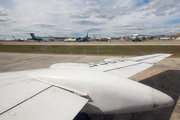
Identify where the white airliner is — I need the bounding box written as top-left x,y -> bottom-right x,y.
64,38 -> 76,42
128,28 -> 151,41
5,38 -> 14,41
12,36 -> 27,41
0,54 -> 174,120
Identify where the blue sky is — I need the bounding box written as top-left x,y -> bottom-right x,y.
166,18 -> 180,24
0,0 -> 180,39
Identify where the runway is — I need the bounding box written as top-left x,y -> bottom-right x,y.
0,52 -> 179,120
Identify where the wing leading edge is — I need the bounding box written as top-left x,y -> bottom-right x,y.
89,54 -> 172,78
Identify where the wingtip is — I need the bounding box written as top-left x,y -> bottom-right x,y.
164,54 -> 172,57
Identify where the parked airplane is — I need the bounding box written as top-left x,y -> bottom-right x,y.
5,37 -> 14,41
78,33 -> 90,42
12,36 -> 26,41
0,54 -> 174,120
130,34 -> 143,41
64,33 -> 90,42
29,33 -> 55,42
64,37 -> 79,42
93,34 -> 101,41
129,28 -> 150,42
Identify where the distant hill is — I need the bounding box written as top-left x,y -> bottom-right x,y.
165,33 -> 180,37
175,33 -> 180,36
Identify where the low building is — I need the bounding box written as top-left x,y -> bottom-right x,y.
160,37 -> 171,40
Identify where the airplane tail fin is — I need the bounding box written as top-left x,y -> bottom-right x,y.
86,33 -> 88,37
12,36 -> 15,40
29,33 -> 36,39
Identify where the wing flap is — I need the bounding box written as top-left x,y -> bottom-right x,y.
0,78 -> 51,114
0,86 -> 88,120
0,71 -> 88,120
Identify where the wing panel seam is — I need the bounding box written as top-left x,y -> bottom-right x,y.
103,63 -> 142,72
130,54 -> 162,62
0,85 -> 53,115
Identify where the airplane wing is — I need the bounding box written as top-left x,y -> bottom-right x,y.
89,54 -> 172,78
0,71 -> 88,120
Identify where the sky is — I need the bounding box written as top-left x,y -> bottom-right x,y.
0,0 -> 180,39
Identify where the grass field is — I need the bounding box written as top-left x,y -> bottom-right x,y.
0,45 -> 180,57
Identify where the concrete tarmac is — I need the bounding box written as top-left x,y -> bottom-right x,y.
1,40 -> 180,46
0,52 -> 179,120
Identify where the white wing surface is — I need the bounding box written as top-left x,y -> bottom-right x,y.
125,53 -> 172,64
89,54 -> 172,78
0,53 -> 172,119
0,71 -> 88,120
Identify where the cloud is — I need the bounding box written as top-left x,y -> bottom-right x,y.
69,5 -> 131,20
137,7 -> 152,12
112,24 -> 136,30
86,28 -> 102,32
140,17 -> 146,19
31,22 -> 59,28
69,13 -> 90,19
0,7 -> 8,16
111,23 -> 180,35
0,17 -> 11,22
95,14 -> 116,20
0,19 -> 8,22
0,11 -> 7,16
70,0 -> 180,20
150,0 -> 180,16
85,6 -> 117,19
151,8 -> 167,16
46,11 -> 63,16
169,7 -> 180,15
0,7 -> 11,22
0,0 -> 180,39
86,1 -> 97,5
143,13 -> 151,16
150,0 -> 179,8
72,20 -> 105,26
